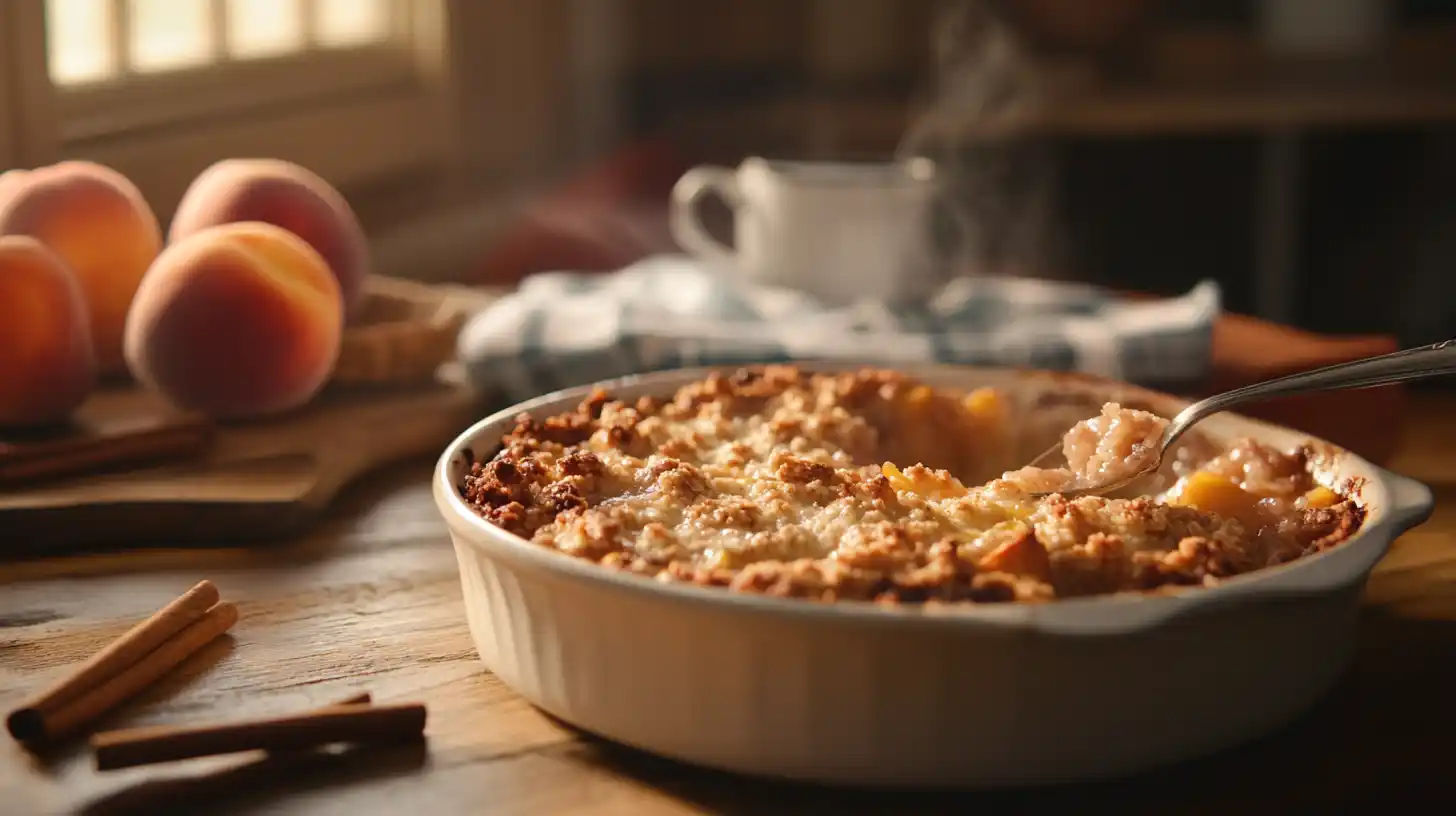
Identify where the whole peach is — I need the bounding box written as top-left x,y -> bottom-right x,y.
0,161 -> 162,375
169,159 -> 368,319
0,236 -> 96,426
125,222 -> 343,419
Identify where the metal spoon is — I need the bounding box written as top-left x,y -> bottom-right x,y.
1023,338 -> 1456,498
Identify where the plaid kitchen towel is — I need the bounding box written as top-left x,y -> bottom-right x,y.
457,254 -> 1221,403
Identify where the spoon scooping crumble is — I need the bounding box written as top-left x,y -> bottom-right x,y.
1014,338 -> 1456,498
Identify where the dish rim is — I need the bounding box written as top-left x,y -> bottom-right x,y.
434,363 -> 1435,636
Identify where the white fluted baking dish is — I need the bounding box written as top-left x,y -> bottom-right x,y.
433,365 -> 1433,788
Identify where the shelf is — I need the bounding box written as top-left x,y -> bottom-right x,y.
670,75 -> 1456,157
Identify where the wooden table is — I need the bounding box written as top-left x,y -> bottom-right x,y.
4,396 -> 1455,815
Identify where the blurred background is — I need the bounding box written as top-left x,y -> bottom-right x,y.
3,0 -> 1454,344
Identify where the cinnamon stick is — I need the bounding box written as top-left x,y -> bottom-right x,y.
260,693 -> 373,757
92,702 -> 427,771
8,600 -> 239,744
6,581 -> 223,743
0,421 -> 212,488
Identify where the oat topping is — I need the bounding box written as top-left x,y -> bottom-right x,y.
459,366 -> 1364,605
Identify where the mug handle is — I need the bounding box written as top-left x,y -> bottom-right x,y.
670,166 -> 739,264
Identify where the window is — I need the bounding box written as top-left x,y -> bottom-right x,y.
48,0 -> 396,86
2,0 -> 456,215
47,0 -> 412,136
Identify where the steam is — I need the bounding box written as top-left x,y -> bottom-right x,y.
897,0 -> 1066,280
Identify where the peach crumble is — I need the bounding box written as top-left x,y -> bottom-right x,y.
459,366 -> 1364,604
1001,402 -> 1170,494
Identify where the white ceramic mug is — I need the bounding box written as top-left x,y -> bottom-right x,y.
670,157 -> 943,304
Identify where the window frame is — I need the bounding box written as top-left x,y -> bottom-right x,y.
2,0 -> 460,217
0,15 -> 15,170
0,0 -> 53,170
58,47 -> 426,141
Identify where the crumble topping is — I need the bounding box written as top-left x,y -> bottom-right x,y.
460,366 -> 1365,605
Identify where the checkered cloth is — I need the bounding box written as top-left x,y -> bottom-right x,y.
457,254 -> 1221,403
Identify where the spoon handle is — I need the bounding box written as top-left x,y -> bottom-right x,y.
1163,339 -> 1456,450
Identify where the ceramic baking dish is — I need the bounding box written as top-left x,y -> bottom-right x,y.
433,365 -> 1433,788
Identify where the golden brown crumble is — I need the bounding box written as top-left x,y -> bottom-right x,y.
459,366 -> 1365,605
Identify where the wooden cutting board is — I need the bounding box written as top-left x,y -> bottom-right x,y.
0,382 -> 488,559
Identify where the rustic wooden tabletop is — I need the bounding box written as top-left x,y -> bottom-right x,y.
3,394 -> 1455,815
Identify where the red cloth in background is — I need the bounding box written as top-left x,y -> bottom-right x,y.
470,135 -> 698,285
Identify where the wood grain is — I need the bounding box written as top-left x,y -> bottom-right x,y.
2,395 -> 1454,814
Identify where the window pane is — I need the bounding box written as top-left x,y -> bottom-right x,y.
314,0 -> 392,48
129,0 -> 215,73
226,0 -> 306,58
47,0 -> 115,85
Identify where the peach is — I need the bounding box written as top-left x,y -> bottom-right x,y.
124,222 -> 343,419
0,169 -> 28,207
0,236 -> 96,426
169,159 -> 368,319
0,161 -> 162,375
